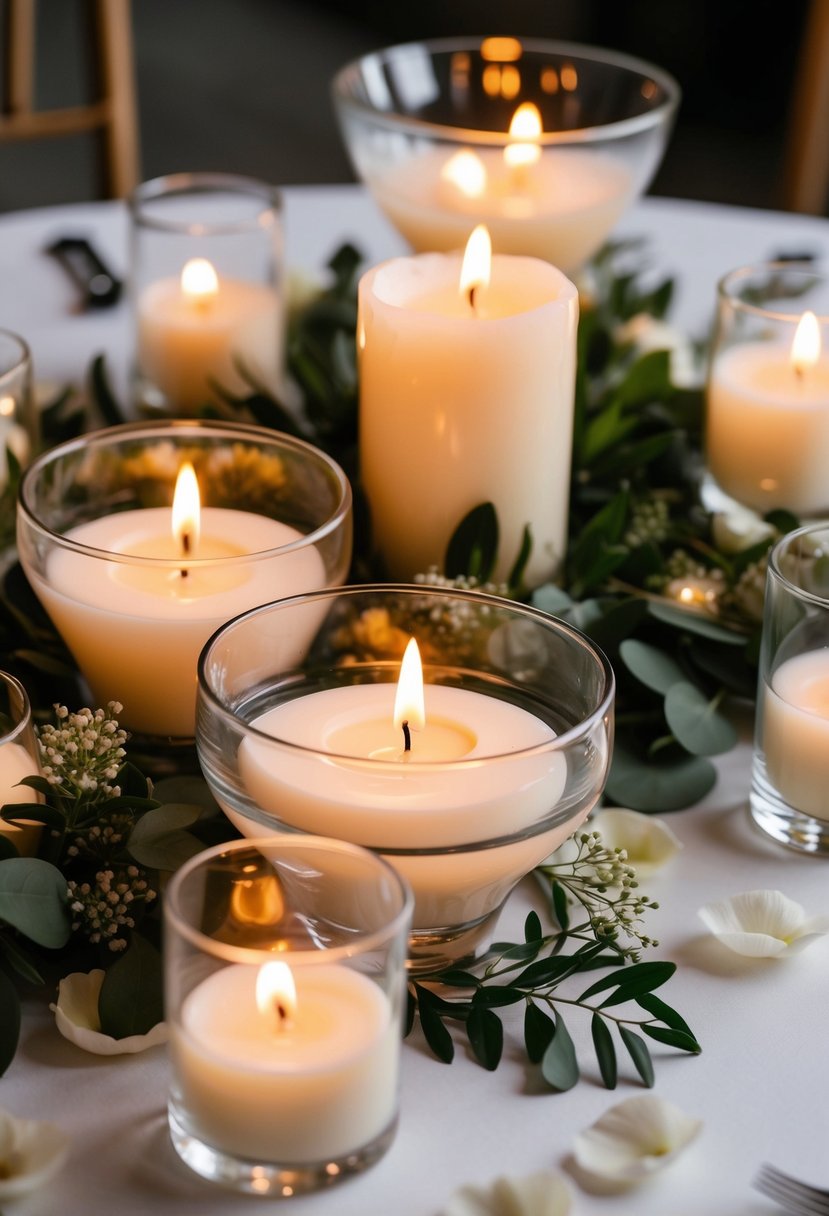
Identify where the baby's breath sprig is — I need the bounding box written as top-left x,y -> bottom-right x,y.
38,703 -> 127,803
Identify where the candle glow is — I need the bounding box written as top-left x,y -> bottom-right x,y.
504,101 -> 542,168
393,638 -> 426,747
459,224 -> 492,309
440,150 -> 487,199
256,960 -> 297,1029
171,462 -> 201,558
791,309 -> 821,376
180,257 -> 219,304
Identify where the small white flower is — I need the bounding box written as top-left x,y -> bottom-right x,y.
590,809 -> 682,875
698,890 -> 829,958
573,1095 -> 702,1185
0,1107 -> 69,1200
711,506 -> 775,555
443,1171 -> 571,1216
614,313 -> 699,388
50,970 -> 167,1055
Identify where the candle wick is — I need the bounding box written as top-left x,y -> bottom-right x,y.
402,720 -> 412,752
180,529 -> 191,579
794,363 -> 804,382
468,284 -> 477,314
276,1001 -> 289,1025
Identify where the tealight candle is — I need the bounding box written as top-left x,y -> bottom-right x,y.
358,225 -> 578,586
0,672 -> 42,857
763,650 -> 829,821
370,102 -> 633,271
136,256 -> 282,412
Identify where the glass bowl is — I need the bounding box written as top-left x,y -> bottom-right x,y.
332,36 -> 680,271
17,420 -> 352,741
197,585 -> 615,973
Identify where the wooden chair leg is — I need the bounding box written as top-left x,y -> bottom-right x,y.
92,0 -> 140,198
782,0 -> 829,214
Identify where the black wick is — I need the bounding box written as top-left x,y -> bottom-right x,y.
180,530 -> 191,579
468,285 -> 477,312
402,721 -> 412,752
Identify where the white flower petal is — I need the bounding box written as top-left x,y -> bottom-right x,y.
711,507 -> 775,555
590,809 -> 682,875
443,1171 -> 571,1216
50,970 -> 168,1055
573,1095 -> 702,1184
698,890 -> 829,958
0,1108 -> 69,1200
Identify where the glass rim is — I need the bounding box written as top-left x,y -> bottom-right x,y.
17,418 -> 352,567
164,834 -> 414,965
0,670 -> 33,748
716,261 -> 828,324
128,172 -> 282,237
0,329 -> 31,377
332,35 -> 681,148
768,520 -> 829,607
197,582 -> 616,767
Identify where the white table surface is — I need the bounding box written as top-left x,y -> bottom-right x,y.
1,188 -> 828,1216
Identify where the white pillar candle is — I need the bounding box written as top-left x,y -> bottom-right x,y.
358,228 -> 578,586
0,741 -> 41,856
707,311 -> 829,514
231,667 -> 584,928
763,649 -> 829,820
173,961 -> 397,1163
370,102 -> 632,272
136,258 -> 282,412
29,497 -> 325,738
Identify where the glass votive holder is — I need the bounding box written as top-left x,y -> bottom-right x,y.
706,263 -> 829,517
164,835 -> 413,1195
197,585 -> 615,973
0,671 -> 42,857
751,523 -> 829,853
0,330 -> 35,490
129,173 -> 283,415
17,420 -> 352,741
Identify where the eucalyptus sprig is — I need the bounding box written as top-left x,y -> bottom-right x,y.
408,832 -> 699,1091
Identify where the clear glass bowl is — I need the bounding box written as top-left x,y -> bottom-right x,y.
332,37 -> 680,271
197,585 -> 615,973
17,420 -> 352,741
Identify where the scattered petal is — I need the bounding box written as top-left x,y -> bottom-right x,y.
573,1095 -> 701,1185
711,506 -> 775,555
0,1107 -> 69,1200
698,890 -> 829,958
50,970 -> 168,1055
443,1171 -> 571,1216
590,809 -> 682,875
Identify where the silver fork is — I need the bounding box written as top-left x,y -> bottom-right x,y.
754,1164 -> 829,1215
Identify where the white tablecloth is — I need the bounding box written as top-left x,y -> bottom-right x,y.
1,188 -> 828,1216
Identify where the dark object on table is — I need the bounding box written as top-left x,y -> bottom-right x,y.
45,236 -> 122,309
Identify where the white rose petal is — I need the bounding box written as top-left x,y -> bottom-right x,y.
0,1107 -> 69,1200
443,1171 -> 571,1216
698,890 -> 829,957
711,506 -> 775,555
50,969 -> 168,1055
573,1095 -> 702,1184
590,809 -> 682,875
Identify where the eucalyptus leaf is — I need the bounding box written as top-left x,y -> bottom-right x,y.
152,776 -> 221,815
127,803 -> 205,871
471,986 -> 524,1009
532,584 -> 573,616
641,1024 -> 701,1053
614,349 -> 672,408
524,1002 -> 555,1064
414,984 -> 455,1063
648,602 -> 746,645
551,880 -> 569,932
0,968 -> 20,1076
524,910 -> 542,942
541,1012 -> 579,1091
0,931 -> 45,985
591,1013 -> 617,1088
636,992 -> 696,1040
98,933 -> 164,1039
466,1006 -> 503,1070
620,638 -> 685,694
608,742 -> 717,812
579,961 -> 676,1004
664,682 -> 739,756
619,1026 -> 655,1087
0,858 -> 70,948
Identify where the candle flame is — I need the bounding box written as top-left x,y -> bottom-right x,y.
0,396 -> 14,418
256,960 -> 296,1029
440,149 -> 487,199
459,225 -> 492,309
181,257 -> 219,301
791,310 -> 821,375
393,638 -> 426,736
171,462 -> 201,557
504,101 -> 542,168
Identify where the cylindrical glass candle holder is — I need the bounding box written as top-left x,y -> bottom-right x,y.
706,263 -> 829,517
751,523 -> 829,854
129,173 -> 283,415
17,420 -> 352,741
0,329 -> 35,492
0,671 -> 42,857
165,835 -> 413,1195
197,585 -> 614,972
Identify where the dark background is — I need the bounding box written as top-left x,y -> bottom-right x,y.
0,0 -> 812,214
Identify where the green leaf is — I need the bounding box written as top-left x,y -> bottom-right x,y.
436,970 -> 480,989
466,1006 -> 503,1070
507,525 -> 533,590
89,354 -> 126,425
584,597 -> 648,654
619,1026 -> 655,1086
0,931 -> 44,984
541,1012 -> 579,1091
117,762 -> 152,799
608,743 -> 717,812
127,804 -> 204,871
524,1002 -> 555,1064
0,858 -> 70,948
0,800 -> 65,831
636,992 -> 696,1040
619,638 -> 685,694
524,910 -> 542,942
591,1013 -> 617,1088
151,776 -> 221,816
445,502 -> 499,582
0,968 -> 20,1076
532,584 -> 573,616
414,985 -> 454,1063
648,602 -> 746,645
664,682 -> 739,756
579,961 -> 676,1004
98,934 -> 164,1039
614,349 -> 672,408
471,986 -> 524,1009
641,1024 -> 701,1054
551,880 -> 569,932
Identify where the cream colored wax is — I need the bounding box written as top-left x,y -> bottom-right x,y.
358,252 -> 578,586
764,650 -> 829,820
0,741 -> 41,855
